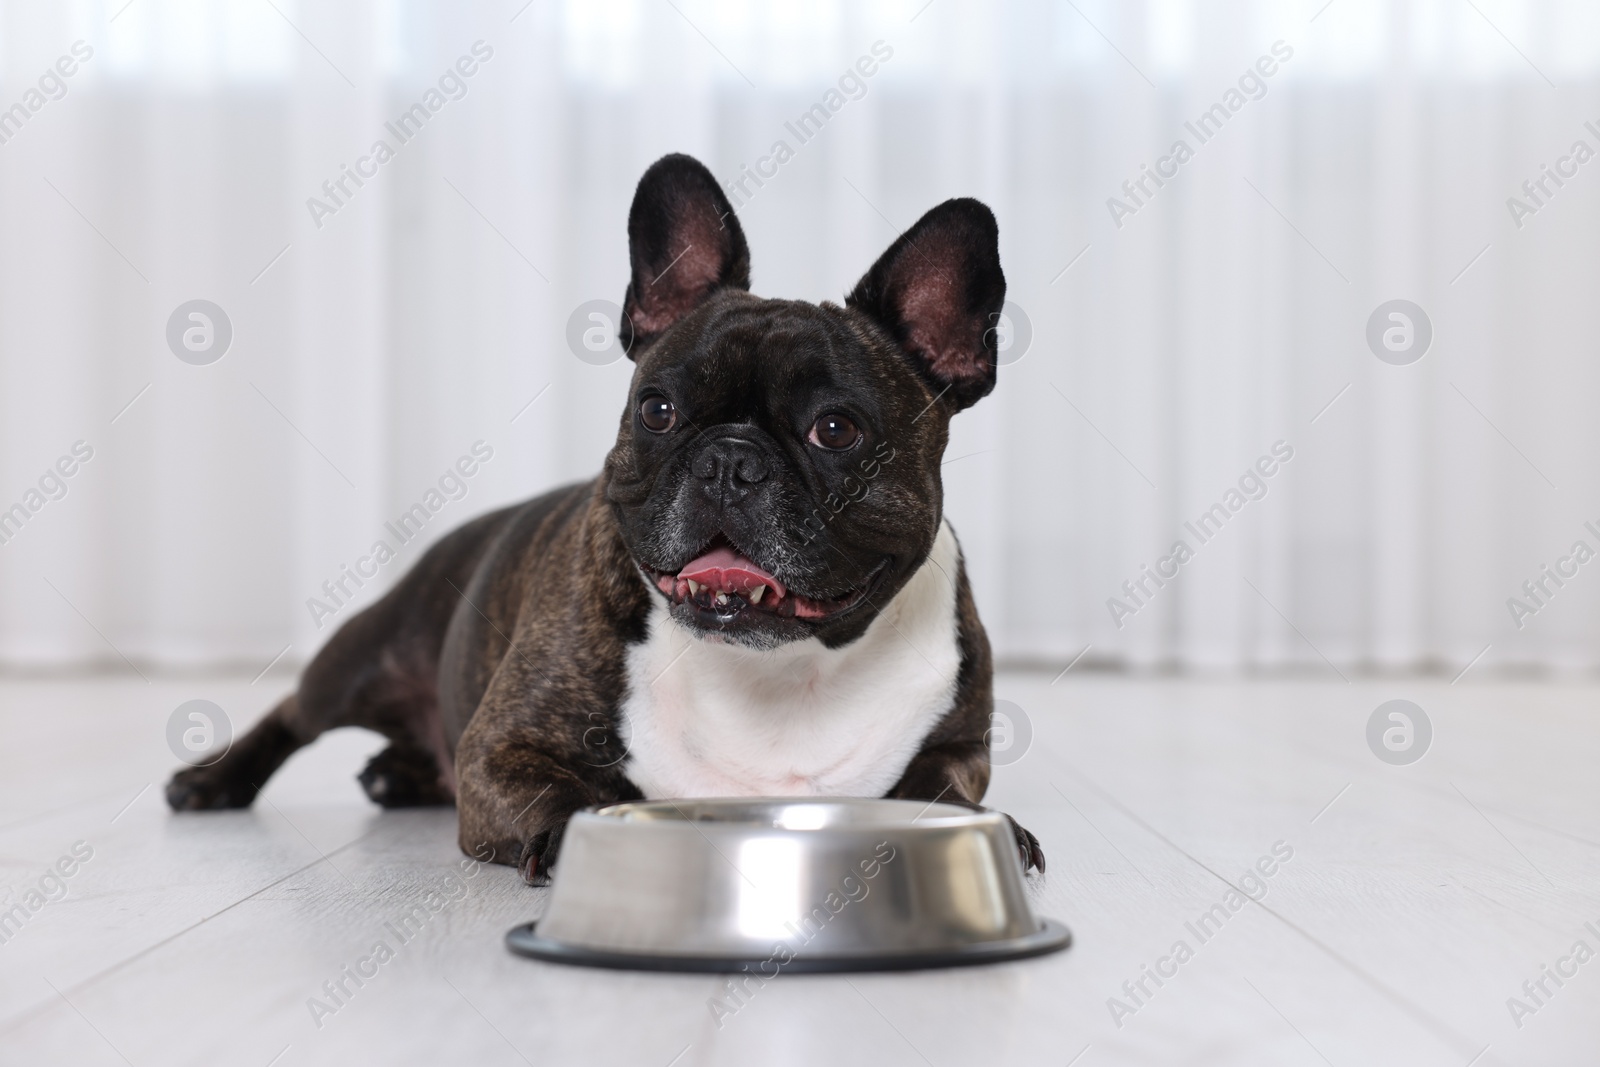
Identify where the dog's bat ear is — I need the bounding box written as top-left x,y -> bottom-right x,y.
620,154 -> 750,357
846,198 -> 1005,411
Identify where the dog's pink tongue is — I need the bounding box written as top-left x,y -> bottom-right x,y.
678,545 -> 786,598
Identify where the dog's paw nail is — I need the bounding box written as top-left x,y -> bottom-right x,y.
1005,818 -> 1045,874
520,851 -> 551,886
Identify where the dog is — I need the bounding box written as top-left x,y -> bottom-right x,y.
167,153 -> 1044,883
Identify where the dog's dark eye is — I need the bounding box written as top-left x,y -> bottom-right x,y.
809,414 -> 861,451
639,397 -> 676,433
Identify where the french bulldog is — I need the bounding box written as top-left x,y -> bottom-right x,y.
166,153 -> 1044,883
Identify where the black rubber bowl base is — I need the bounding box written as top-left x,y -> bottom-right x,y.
504,918 -> 1071,974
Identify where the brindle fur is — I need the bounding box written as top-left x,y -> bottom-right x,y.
167,154 -> 1044,882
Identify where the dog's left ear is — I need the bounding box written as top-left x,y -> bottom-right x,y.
847,198 -> 1005,411
621,154 -> 750,356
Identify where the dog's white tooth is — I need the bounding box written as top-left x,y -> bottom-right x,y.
749,586 -> 765,604
688,579 -> 701,594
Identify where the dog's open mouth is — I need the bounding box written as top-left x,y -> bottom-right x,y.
643,540 -> 885,622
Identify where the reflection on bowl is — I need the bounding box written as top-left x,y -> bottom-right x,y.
506,798 -> 1070,973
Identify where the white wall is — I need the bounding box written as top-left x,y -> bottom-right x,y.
0,0 -> 1597,676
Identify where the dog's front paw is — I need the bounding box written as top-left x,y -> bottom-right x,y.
1004,814 -> 1045,874
517,823 -> 570,887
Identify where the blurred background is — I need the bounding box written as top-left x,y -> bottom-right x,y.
1,0 -> 1597,678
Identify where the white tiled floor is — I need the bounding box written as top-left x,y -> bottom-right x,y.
1,671 -> 1597,1066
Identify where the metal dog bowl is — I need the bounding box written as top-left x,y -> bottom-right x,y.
504,798 -> 1070,973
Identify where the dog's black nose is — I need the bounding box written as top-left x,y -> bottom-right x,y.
693,437 -> 768,502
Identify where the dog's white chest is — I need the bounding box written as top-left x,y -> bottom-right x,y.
619,524 -> 964,799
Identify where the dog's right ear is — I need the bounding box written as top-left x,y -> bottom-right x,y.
620,154 -> 750,356
847,198 -> 1005,411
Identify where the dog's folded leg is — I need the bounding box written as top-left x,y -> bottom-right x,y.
887,741 -> 1045,874
454,738 -> 609,886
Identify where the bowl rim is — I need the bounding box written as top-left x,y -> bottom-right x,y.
504,918 -> 1072,973
584,796 -> 1003,830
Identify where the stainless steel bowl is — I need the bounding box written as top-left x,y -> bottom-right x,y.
505,798 -> 1070,972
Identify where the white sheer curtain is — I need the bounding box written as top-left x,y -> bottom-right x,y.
0,0 -> 1597,676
